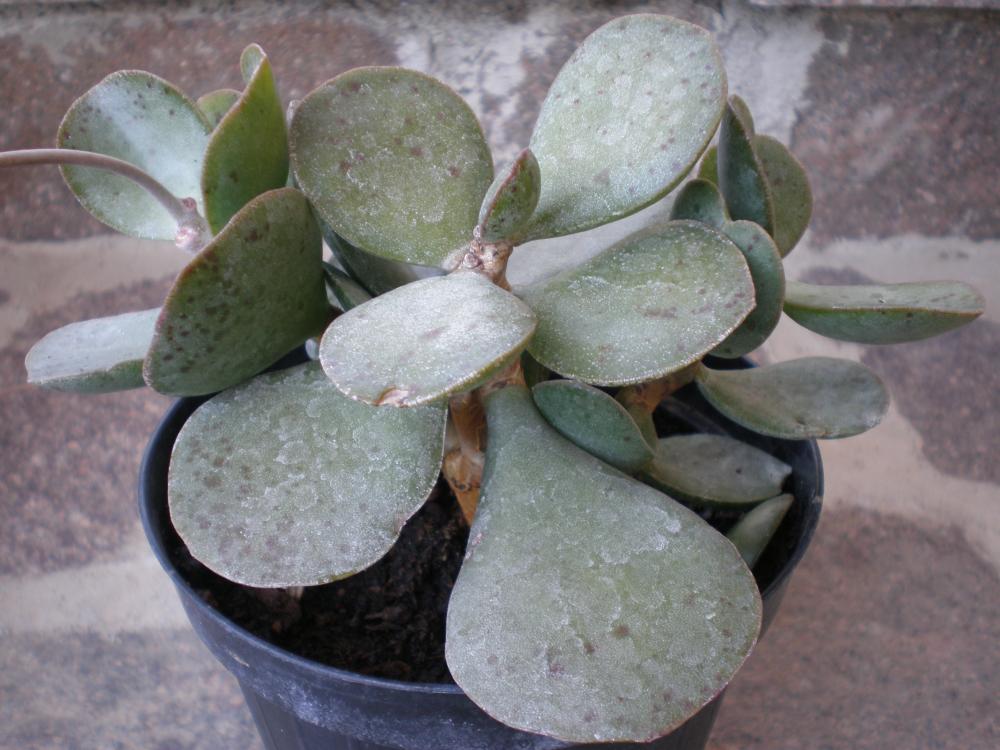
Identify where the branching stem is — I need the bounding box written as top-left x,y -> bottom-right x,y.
617,362 -> 700,415
0,148 -> 211,253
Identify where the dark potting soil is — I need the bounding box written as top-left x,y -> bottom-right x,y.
172,477 -> 469,683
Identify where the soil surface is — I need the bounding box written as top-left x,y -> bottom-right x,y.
174,478 -> 469,683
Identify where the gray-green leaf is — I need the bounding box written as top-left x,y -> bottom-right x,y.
716,98 -> 774,234
319,272 -> 536,406
478,148 -> 541,243
322,261 -> 371,311
711,221 -> 785,358
521,14 -> 727,242
669,179 -> 729,228
290,67 -> 493,268
25,308 -> 159,393
201,44 -> 289,233
532,379 -> 654,473
321,223 -> 428,296
783,280 -> 984,344
522,221 -> 753,386
696,358 -> 889,439
168,362 -> 446,587
197,89 -> 240,129
58,71 -> 211,240
144,187 -> 329,396
641,434 -> 791,509
446,385 -> 761,743
753,135 -> 811,256
726,494 -> 794,568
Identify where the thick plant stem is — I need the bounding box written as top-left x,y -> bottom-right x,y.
455,226 -> 514,289
0,148 -> 211,252
616,362 -> 700,414
444,391 -> 487,524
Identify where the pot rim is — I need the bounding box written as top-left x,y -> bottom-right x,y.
139,383 -> 823,698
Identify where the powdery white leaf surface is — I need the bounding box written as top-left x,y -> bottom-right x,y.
202,44 -> 289,233
144,188 -> 329,396
197,89 -> 240,129
320,272 -> 537,406
446,385 -> 761,743
696,357 -> 890,440
521,14 -> 727,242
641,434 -> 791,509
521,221 -> 753,386
290,67 -> 493,268
726,494 -> 794,568
716,98 -> 774,235
169,362 -> 446,587
783,280 -> 984,344
668,178 -> 729,228
711,221 -> 785,359
478,148 -> 540,243
753,135 -> 811,256
532,379 -> 654,473
58,71 -> 211,240
25,308 -> 159,393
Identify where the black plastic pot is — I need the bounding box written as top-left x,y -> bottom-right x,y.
139,365 -> 823,750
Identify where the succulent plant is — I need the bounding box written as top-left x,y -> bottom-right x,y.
2,13 -> 984,745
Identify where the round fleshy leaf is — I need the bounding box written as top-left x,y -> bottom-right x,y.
697,144 -> 718,184
716,98 -> 774,234
478,148 -> 540,243
446,385 -> 761,744
696,357 -> 889,439
783,280 -> 984,344
197,89 -> 240,129
25,308 -> 159,393
320,272 -> 537,406
144,188 -> 329,396
521,221 -> 754,386
201,45 -> 289,233
290,67 -> 493,268
532,379 -> 654,473
753,135 -> 811,256
712,221 -> 785,358
729,95 -> 755,136
322,262 -> 371,311
640,434 -> 791,509
669,178 -> 728,228
58,71 -> 211,240
727,494 -> 794,569
168,362 -> 446,587
321,221 -> 433,296
520,14 -> 727,242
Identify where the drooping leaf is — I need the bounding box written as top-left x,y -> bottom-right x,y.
532,379 -> 654,473
58,71 -> 211,240
640,434 -> 791,509
446,385 -> 761,743
783,280 -> 984,344
716,97 -> 773,234
695,357 -> 889,439
25,308 -> 159,393
290,67 -> 493,267
478,148 -> 541,243
321,222 -> 429,296
197,89 -> 240,129
322,261 -> 371,311
201,45 -> 289,233
320,271 -> 536,406
753,135 -> 811,256
520,14 -> 727,242
669,178 -> 729,228
726,494 -> 794,568
521,221 -> 753,386
144,188 -> 329,396
168,362 -> 446,587
711,221 -> 785,358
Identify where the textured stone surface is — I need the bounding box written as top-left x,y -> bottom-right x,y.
1,2 -> 997,749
